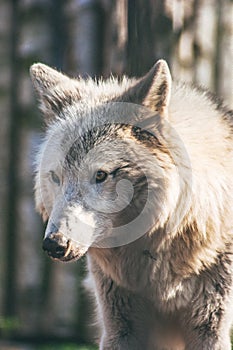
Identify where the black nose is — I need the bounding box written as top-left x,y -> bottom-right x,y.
43,233 -> 69,259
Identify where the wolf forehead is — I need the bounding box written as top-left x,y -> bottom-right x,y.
56,120 -> 162,171
64,123 -> 125,165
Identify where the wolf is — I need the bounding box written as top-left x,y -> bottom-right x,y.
30,59 -> 233,350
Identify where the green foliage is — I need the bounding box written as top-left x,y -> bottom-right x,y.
0,317 -> 20,336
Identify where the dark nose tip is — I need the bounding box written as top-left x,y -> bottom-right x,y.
42,233 -> 69,259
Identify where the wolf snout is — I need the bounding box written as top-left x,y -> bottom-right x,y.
43,233 -> 72,260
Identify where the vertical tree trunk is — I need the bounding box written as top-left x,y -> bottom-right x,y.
4,0 -> 20,318
126,0 -> 173,76
67,0 -> 105,77
0,0 -> 11,320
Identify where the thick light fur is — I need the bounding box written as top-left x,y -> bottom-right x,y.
30,60 -> 233,350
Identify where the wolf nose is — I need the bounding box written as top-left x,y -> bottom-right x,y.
42,233 -> 69,259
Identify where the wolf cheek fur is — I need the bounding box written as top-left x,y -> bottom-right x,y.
30,59 -> 233,350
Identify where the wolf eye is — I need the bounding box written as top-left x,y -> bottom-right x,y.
95,170 -> 108,183
50,171 -> 60,186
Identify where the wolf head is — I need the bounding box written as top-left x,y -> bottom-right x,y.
30,60 -> 191,262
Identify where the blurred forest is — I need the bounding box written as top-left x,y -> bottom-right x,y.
0,0 -> 232,349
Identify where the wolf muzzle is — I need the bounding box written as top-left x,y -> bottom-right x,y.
43,232 -> 71,259
42,232 -> 88,262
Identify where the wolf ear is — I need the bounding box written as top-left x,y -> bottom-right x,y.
30,63 -> 80,124
143,60 -> 172,114
124,60 -> 172,116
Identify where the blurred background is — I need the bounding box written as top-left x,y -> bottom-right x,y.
0,0 -> 232,349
